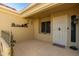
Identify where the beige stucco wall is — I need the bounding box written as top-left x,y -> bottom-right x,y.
33,18 -> 52,43
0,10 -> 33,43
0,8 -> 34,55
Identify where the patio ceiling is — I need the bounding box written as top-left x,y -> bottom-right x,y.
20,3 -> 79,18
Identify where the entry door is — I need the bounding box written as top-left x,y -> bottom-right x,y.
53,15 -> 67,46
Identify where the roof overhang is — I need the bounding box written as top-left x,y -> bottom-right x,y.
20,3 -> 79,18
20,3 -> 62,17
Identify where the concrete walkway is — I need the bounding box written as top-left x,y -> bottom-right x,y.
14,39 -> 79,56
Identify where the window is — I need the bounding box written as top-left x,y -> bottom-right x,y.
41,21 -> 50,33
71,15 -> 76,42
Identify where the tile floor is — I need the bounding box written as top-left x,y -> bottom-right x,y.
14,39 -> 79,56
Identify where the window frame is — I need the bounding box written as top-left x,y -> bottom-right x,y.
40,17 -> 51,34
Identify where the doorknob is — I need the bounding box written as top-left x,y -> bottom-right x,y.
67,27 -> 69,30
58,27 -> 61,31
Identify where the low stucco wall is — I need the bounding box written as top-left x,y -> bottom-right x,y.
0,10 -> 34,55
0,9 -> 33,42
0,8 -> 34,55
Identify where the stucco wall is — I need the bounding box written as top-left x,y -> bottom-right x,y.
0,11 -> 33,43
33,18 -> 52,43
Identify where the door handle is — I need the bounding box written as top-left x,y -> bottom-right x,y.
67,27 -> 69,30
58,27 -> 61,31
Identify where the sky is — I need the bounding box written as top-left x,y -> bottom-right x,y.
3,3 -> 30,11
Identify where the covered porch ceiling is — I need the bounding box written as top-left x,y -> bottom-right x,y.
21,3 -> 79,18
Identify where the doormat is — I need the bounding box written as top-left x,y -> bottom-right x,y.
53,43 -> 65,48
70,46 -> 78,50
